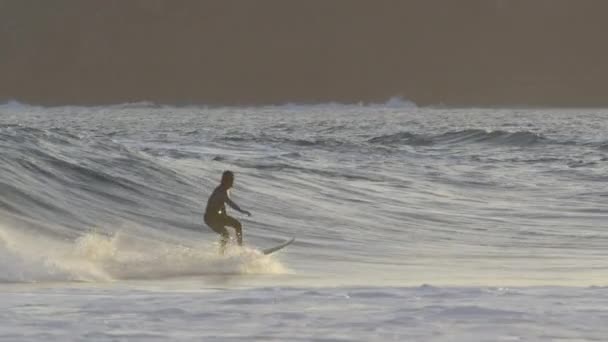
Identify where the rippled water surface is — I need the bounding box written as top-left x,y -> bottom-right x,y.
1,102 -> 607,340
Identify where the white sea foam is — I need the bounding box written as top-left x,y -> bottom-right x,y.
0,224 -> 287,283
0,225 -> 75,282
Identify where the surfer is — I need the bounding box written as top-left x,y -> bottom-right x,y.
204,170 -> 251,254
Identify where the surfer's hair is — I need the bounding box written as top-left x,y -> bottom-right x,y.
222,170 -> 234,183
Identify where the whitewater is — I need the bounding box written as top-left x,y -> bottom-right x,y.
1,101 -> 607,340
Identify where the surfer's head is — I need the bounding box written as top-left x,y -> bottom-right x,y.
221,170 -> 234,188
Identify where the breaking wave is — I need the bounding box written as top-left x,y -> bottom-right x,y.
0,226 -> 287,283
0,124 -> 287,283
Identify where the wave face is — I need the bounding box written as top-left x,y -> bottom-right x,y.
1,104 -> 607,285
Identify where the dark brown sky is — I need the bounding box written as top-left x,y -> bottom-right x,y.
1,0 -> 607,106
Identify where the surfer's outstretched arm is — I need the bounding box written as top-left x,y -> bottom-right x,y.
226,196 -> 251,216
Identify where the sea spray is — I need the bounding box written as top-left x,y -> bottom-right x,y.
0,225 -> 288,283
0,224 -> 75,282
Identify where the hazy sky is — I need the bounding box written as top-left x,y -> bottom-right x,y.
1,0 -> 607,106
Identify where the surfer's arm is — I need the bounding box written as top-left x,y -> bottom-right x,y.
226,196 -> 251,216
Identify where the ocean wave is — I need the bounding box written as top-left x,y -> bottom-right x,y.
596,141 -> 608,150
209,127 -> 607,155
0,124 -> 198,231
367,132 -> 433,146
266,96 -> 417,109
232,159 -> 385,182
368,129 -> 548,147
1,105 -> 607,287
1,97 -> 417,110
219,128 -> 556,151
219,134 -> 348,149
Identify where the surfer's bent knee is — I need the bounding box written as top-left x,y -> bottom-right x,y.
223,215 -> 241,230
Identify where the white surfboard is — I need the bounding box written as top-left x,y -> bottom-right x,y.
262,237 -> 295,255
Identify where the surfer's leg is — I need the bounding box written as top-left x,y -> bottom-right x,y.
218,228 -> 229,255
224,215 -> 243,246
211,225 -> 230,254
205,215 -> 231,254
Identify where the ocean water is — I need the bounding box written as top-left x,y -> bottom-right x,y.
1,101 -> 607,340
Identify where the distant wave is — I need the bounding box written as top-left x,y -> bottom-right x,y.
222,129 -> 556,149
217,127 -> 607,152
368,129 -> 549,147
222,135 -> 348,149
367,132 -> 433,146
0,100 -> 170,111
0,97 -> 417,110
277,96 -> 417,109
231,159 -> 385,182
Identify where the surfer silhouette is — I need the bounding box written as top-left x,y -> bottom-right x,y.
204,170 -> 251,254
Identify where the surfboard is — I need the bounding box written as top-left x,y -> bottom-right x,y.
262,237 -> 295,255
